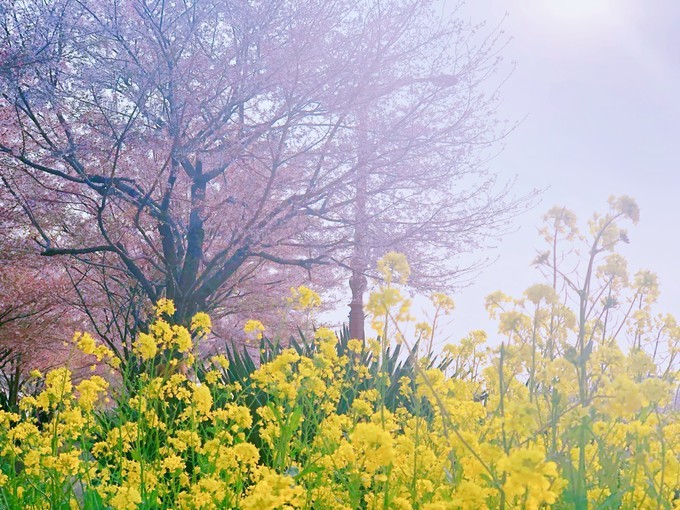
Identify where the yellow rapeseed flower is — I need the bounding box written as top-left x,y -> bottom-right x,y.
74,331 -> 96,355
172,325 -> 193,353
109,486 -> 142,510
134,332 -> 157,360
193,383 -> 213,416
243,319 -> 265,340
347,338 -> 363,354
350,422 -> 394,474
241,467 -> 305,510
377,252 -> 410,284
156,298 -> 176,317
161,454 -> 185,473
190,311 -> 212,335
76,376 -> 109,412
289,285 -> 322,309
211,354 -> 230,370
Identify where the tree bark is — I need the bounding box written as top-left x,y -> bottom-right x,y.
348,269 -> 367,340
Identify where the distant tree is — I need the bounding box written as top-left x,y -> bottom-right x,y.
0,183 -> 78,408
318,5 -> 521,339
0,0 -> 522,340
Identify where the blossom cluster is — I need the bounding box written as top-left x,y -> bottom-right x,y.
0,294 -> 677,509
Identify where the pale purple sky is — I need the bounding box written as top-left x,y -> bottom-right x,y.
448,0 -> 680,342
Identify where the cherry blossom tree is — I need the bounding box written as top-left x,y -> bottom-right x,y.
0,0 -> 522,340
0,183 -> 80,408
294,3 -> 525,338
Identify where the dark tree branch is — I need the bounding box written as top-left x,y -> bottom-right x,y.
42,245 -> 117,256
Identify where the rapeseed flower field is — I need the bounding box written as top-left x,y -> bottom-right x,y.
0,286 -> 677,508
1,200 -> 679,509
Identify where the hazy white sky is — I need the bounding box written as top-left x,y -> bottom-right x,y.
322,2 -> 680,344
445,0 -> 680,342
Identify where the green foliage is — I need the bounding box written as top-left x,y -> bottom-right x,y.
211,324 -> 433,423
0,198 -> 678,509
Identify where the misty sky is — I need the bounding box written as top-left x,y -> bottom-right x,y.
437,0 -> 680,343
322,1 -> 680,343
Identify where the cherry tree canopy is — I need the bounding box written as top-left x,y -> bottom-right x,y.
0,0 -> 521,334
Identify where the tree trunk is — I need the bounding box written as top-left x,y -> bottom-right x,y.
348,270 -> 367,340
348,108 -> 369,340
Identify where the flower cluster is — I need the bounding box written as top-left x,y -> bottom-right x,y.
0,285 -> 677,509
